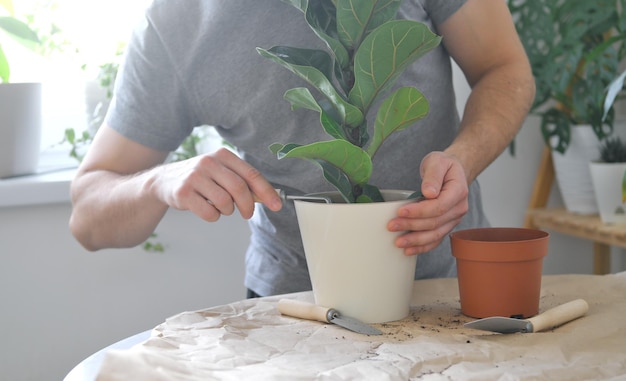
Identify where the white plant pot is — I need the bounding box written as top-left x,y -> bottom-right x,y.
294,190 -> 418,323
551,125 -> 600,214
0,82 -> 42,178
589,162 -> 626,224
83,78 -> 111,133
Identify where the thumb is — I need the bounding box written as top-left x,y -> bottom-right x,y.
420,152 -> 447,199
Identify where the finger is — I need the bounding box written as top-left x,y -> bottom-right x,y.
202,189 -> 236,216
396,198 -> 452,220
396,178 -> 467,220
187,190 -> 222,222
211,149 -> 282,213
396,219 -> 461,256
192,151 -> 258,217
390,198 -> 467,233
182,167 -> 237,216
419,152 -> 449,198
251,187 -> 283,212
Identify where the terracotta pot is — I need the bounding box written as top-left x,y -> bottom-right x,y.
294,190 -> 418,323
450,227 -> 549,319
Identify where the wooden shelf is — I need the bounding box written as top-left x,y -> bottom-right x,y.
527,208 -> 626,249
525,147 -> 625,275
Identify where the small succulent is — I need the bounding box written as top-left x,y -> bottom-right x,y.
257,0 -> 440,203
597,136 -> 626,206
599,136 -> 626,163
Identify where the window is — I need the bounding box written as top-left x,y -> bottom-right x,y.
8,0 -> 150,170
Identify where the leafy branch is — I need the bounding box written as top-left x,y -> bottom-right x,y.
258,0 -> 440,202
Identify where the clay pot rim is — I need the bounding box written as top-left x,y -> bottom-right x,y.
450,227 -> 549,262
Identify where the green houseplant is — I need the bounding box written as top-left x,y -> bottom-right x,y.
257,0 -> 440,203
598,136 -> 626,164
508,0 -> 625,154
589,136 -> 626,224
256,0 -> 441,323
508,0 -> 625,214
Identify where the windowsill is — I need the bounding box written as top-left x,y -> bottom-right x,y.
0,143 -> 83,209
0,126 -> 225,209
0,167 -> 76,209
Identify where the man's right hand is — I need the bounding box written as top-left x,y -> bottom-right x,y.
150,147 -> 283,221
69,124 -> 281,251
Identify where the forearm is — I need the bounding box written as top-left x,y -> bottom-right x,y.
69,167 -> 168,251
445,62 -> 535,184
69,142 -> 283,251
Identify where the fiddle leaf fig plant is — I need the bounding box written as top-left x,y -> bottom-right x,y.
257,0 -> 440,203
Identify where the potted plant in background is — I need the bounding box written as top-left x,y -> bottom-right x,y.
0,0 -> 41,178
589,67 -> 626,225
507,0 -> 626,214
257,0 -> 440,323
590,136 -> 626,224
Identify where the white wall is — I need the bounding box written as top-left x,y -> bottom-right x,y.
0,204 -> 248,381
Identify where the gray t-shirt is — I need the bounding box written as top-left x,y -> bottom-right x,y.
107,0 -> 489,296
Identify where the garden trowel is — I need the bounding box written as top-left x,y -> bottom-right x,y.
464,299 -> 589,334
277,299 -> 382,335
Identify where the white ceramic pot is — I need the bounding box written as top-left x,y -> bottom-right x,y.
83,78 -> 111,132
551,125 -> 600,214
0,82 -> 42,178
589,162 -> 626,224
294,190 -> 418,323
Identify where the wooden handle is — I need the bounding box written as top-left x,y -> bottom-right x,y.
277,299 -> 331,323
527,299 -> 589,332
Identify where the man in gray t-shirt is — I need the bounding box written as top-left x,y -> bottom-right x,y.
69,0 -> 535,297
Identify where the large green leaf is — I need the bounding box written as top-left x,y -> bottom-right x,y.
349,20 -> 440,112
284,87 -> 347,140
265,46 -> 335,85
280,0 -> 307,11
0,16 -> 39,43
367,86 -> 429,157
0,44 -> 9,82
284,87 -> 323,112
603,70 -> 626,123
317,161 -> 355,202
270,142 -> 363,203
540,108 -> 571,154
336,0 -> 400,49
306,0 -> 350,69
257,46 -> 363,127
280,0 -> 350,69
355,183 -> 384,203
270,140 -> 373,185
